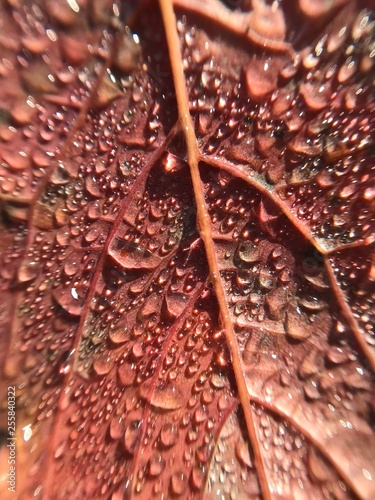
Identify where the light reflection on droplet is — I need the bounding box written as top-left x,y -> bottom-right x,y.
22,424 -> 33,442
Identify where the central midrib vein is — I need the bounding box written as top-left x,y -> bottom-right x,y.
158,1 -> 271,498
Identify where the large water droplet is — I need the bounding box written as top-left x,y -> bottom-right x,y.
110,416 -> 124,440
17,259 -> 38,283
117,363 -> 135,387
159,423 -> 179,447
235,440 -> 253,468
285,309 -> 309,340
150,383 -> 183,411
164,293 -> 188,319
307,450 -> 329,482
109,325 -> 128,344
123,420 -> 142,455
53,285 -> 85,316
108,237 -> 160,270
92,356 -> 112,376
246,58 -> 278,100
148,453 -> 166,477
170,472 -> 187,496
190,467 -> 204,490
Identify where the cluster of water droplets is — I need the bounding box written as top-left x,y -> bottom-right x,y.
177,6 -> 374,251
0,1 -> 181,496
206,412 -> 259,499
1,0 -> 374,498
330,248 -> 375,352
0,0 -> 127,202
45,299 -> 243,498
195,161 -> 375,496
254,407 -> 355,499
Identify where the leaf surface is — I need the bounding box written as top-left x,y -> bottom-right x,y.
0,0 -> 374,499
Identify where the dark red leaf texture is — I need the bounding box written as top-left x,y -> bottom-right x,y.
0,0 -> 374,498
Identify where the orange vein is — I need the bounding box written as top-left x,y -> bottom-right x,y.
324,257 -> 375,371
128,283 -> 206,497
43,127 -> 178,497
158,1 -> 271,498
247,391 -> 368,500
204,155 -> 326,255
201,402 -> 238,500
204,155 -> 375,371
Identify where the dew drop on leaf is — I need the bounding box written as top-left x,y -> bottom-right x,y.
170,471 -> 187,496
124,421 -> 142,456
149,383 -> 183,411
148,453 -> 166,477
159,423 -> 179,448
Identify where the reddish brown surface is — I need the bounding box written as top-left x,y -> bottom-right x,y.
0,0 -> 374,498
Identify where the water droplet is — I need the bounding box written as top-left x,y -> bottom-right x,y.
300,81 -> 330,110
235,440 -> 253,468
298,0 -> 342,18
308,450 -> 329,481
84,228 -> 99,243
2,149 -> 30,171
265,288 -> 287,320
117,363 -> 135,387
123,420 -> 142,455
285,310 -> 309,340
108,237 -> 160,270
164,293 -> 188,319
248,1 -> 286,42
210,373 -> 227,389
20,60 -> 57,94
193,407 -> 207,424
246,58 -> 278,101
190,466 -> 204,490
170,472 -> 187,496
159,423 -> 178,447
151,383 -> 182,411
114,33 -> 142,73
162,152 -> 185,173
64,260 -> 79,277
54,441 -> 66,459
17,259 -> 38,282
148,453 -> 166,477
236,242 -> 260,265
110,417 -> 124,440
92,356 -> 112,376
109,326 -> 128,344
298,296 -> 325,312
131,340 -> 144,359
303,380 -> 320,400
53,286 -> 84,316
94,72 -> 123,108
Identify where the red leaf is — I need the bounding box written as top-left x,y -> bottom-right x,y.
0,0 -> 374,498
